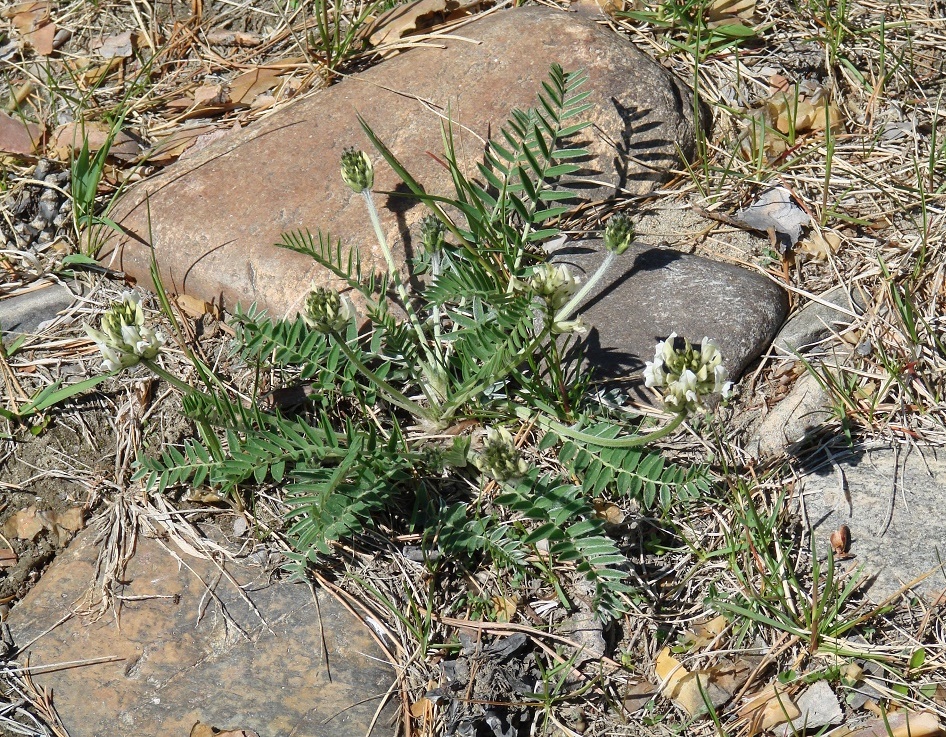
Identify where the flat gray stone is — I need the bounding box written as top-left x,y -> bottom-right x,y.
99,5 -> 702,319
0,281 -> 79,340
746,370 -> 834,458
777,681 -> 843,737
799,444 -> 946,603
5,527 -> 395,737
774,284 -> 868,355
557,240 -> 788,380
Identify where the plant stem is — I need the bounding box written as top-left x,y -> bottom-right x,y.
516,405 -> 686,448
143,359 -> 209,398
330,333 -> 436,422
555,249 -> 616,323
359,188 -> 446,377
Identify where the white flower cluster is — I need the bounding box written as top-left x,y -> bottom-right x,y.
529,263 -> 586,334
530,263 -> 578,310
643,333 -> 732,415
84,291 -> 165,372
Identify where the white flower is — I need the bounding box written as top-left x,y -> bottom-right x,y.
84,291 -> 164,372
550,316 -> 587,335
643,333 -> 731,415
530,263 -> 579,311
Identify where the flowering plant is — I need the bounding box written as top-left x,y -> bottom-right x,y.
644,333 -> 733,415
84,291 -> 164,372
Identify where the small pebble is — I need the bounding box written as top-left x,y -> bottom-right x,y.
33,160 -> 51,180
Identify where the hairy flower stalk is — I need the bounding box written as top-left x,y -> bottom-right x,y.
554,214 -> 635,324
475,426 -> 529,482
420,214 -> 447,346
303,285 -> 437,421
341,148 -> 446,406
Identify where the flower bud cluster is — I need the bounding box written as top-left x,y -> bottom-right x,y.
340,148 -> 374,193
474,427 -> 529,482
302,287 -> 356,333
84,291 -> 164,372
604,214 -> 634,255
419,215 -> 446,255
643,333 -> 732,415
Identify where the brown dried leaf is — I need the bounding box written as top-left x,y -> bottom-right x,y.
410,696 -> 432,718
95,30 -> 134,59
671,671 -> 732,717
368,0 -> 456,46
840,711 -> 944,737
759,692 -> 801,730
623,680 -> 657,712
205,29 -> 261,47
682,614 -> 729,649
593,498 -> 625,525
5,1 -> 47,28
6,2 -> 55,55
708,0 -> 755,20
798,229 -> 841,261
492,595 -> 517,623
228,66 -> 284,105
146,124 -> 217,165
0,110 -> 45,156
28,20 -> 56,55
193,83 -> 228,107
50,120 -> 139,161
49,507 -> 85,532
184,489 -> 226,503
655,647 -> 688,695
739,684 -> 799,735
176,293 -> 212,318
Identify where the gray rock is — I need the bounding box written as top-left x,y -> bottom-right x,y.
798,444 -> 946,603
6,527 -> 395,736
746,370 -> 835,458
775,284 -> 868,355
100,5 -> 703,320
0,281 -> 81,339
777,681 -> 843,736
557,240 -> 788,380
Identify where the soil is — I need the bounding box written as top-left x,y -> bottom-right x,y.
0,413 -> 114,604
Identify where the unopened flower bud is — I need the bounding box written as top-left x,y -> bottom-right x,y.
419,214 -> 446,255
474,427 -> 529,482
604,214 -> 634,255
340,147 -> 374,192
302,287 -> 356,333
